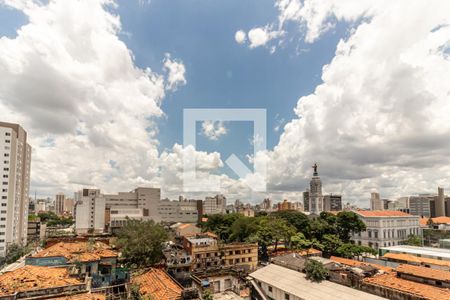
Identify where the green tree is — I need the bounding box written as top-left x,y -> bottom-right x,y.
290,232 -> 312,250
272,210 -> 310,232
321,234 -> 343,257
336,243 -> 376,258
203,290 -> 213,300
229,217 -> 259,242
336,211 -> 366,242
305,259 -> 329,282
4,244 -> 29,264
406,234 -> 422,246
116,219 -> 168,268
202,213 -> 240,241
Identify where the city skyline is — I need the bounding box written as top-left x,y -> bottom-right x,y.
1,1 -> 450,206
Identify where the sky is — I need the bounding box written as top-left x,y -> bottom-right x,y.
1,0 -> 450,207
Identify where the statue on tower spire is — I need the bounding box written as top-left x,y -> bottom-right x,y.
312,163 -> 318,176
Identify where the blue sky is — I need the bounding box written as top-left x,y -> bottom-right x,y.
2,0 -> 447,204
113,0 -> 345,177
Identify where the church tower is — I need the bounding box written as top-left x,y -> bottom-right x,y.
309,163 -> 323,214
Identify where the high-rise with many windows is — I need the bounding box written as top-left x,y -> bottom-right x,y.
0,122 -> 31,256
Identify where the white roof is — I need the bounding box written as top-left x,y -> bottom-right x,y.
249,264 -> 386,300
380,245 -> 450,259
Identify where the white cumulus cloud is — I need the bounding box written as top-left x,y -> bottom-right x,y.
201,121 -> 228,141
163,53 -> 187,91
235,30 -> 246,44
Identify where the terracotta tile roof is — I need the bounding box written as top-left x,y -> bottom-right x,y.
356,210 -> 412,217
431,216 -> 450,224
363,273 -> 450,300
51,293 -> 106,300
178,223 -> 192,229
32,241 -> 117,263
0,265 -> 81,296
132,268 -> 183,300
383,252 -> 450,268
330,256 -> 394,273
419,217 -> 429,226
396,264 -> 450,282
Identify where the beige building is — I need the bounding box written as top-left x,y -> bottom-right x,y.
221,242 -> 258,270
0,122 -> 31,255
204,194 -> 226,215
370,192 -> 383,210
63,197 -> 75,216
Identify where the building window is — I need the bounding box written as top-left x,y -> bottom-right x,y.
284,293 -> 290,300
5,133 -> 10,136
268,286 -> 272,292
4,140 -> 10,144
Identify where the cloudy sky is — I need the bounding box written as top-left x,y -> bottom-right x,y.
1,0 -> 450,207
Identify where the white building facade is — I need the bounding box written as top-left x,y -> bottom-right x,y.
352,210 -> 421,250
74,189 -> 105,234
204,194 -> 226,215
0,122 -> 31,256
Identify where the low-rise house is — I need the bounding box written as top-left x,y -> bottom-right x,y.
172,223 -> 201,237
396,264 -> 450,288
25,241 -> 128,287
132,268 -> 184,300
362,272 -> 450,300
382,252 -> 450,271
270,253 -> 306,272
248,264 -> 385,300
0,265 -> 85,299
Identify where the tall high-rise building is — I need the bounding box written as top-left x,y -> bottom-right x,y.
303,190 -> 310,212
323,194 -> 342,211
435,187 -> 445,217
0,122 -> 32,255
309,163 -> 323,214
204,194 -> 226,214
370,192 -> 383,210
55,192 -> 65,215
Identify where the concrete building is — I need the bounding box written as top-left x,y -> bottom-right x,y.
0,122 -> 31,255
158,198 -> 199,223
435,187 -> 446,217
352,210 -> 421,250
261,198 -> 272,211
309,163 -> 323,214
302,190 -> 310,212
36,199 -> 46,212
204,194 -> 226,215
239,207 -> 255,217
370,192 -> 382,211
409,194 -> 433,217
55,192 -> 65,216
74,189 -> 105,234
323,194 -> 342,211
104,187 -> 161,218
63,197 -> 75,216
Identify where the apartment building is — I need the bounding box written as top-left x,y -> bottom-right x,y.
204,195 -> 226,215
55,192 -> 65,215
182,232 -> 258,272
74,189 -> 105,234
323,194 -> 342,211
0,122 -> 31,255
352,210 -> 421,250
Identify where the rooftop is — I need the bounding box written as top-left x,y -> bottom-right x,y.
132,268 -> 183,300
330,256 -> 393,273
51,293 -> 106,300
249,264 -> 385,300
380,245 -> 450,260
355,210 -> 412,217
420,216 -> 450,226
382,252 -> 450,268
0,265 -> 81,296
396,264 -> 450,282
363,273 -> 450,300
32,241 -> 118,263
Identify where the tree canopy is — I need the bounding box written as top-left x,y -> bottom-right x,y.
305,259 -> 329,282
116,219 -> 168,268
